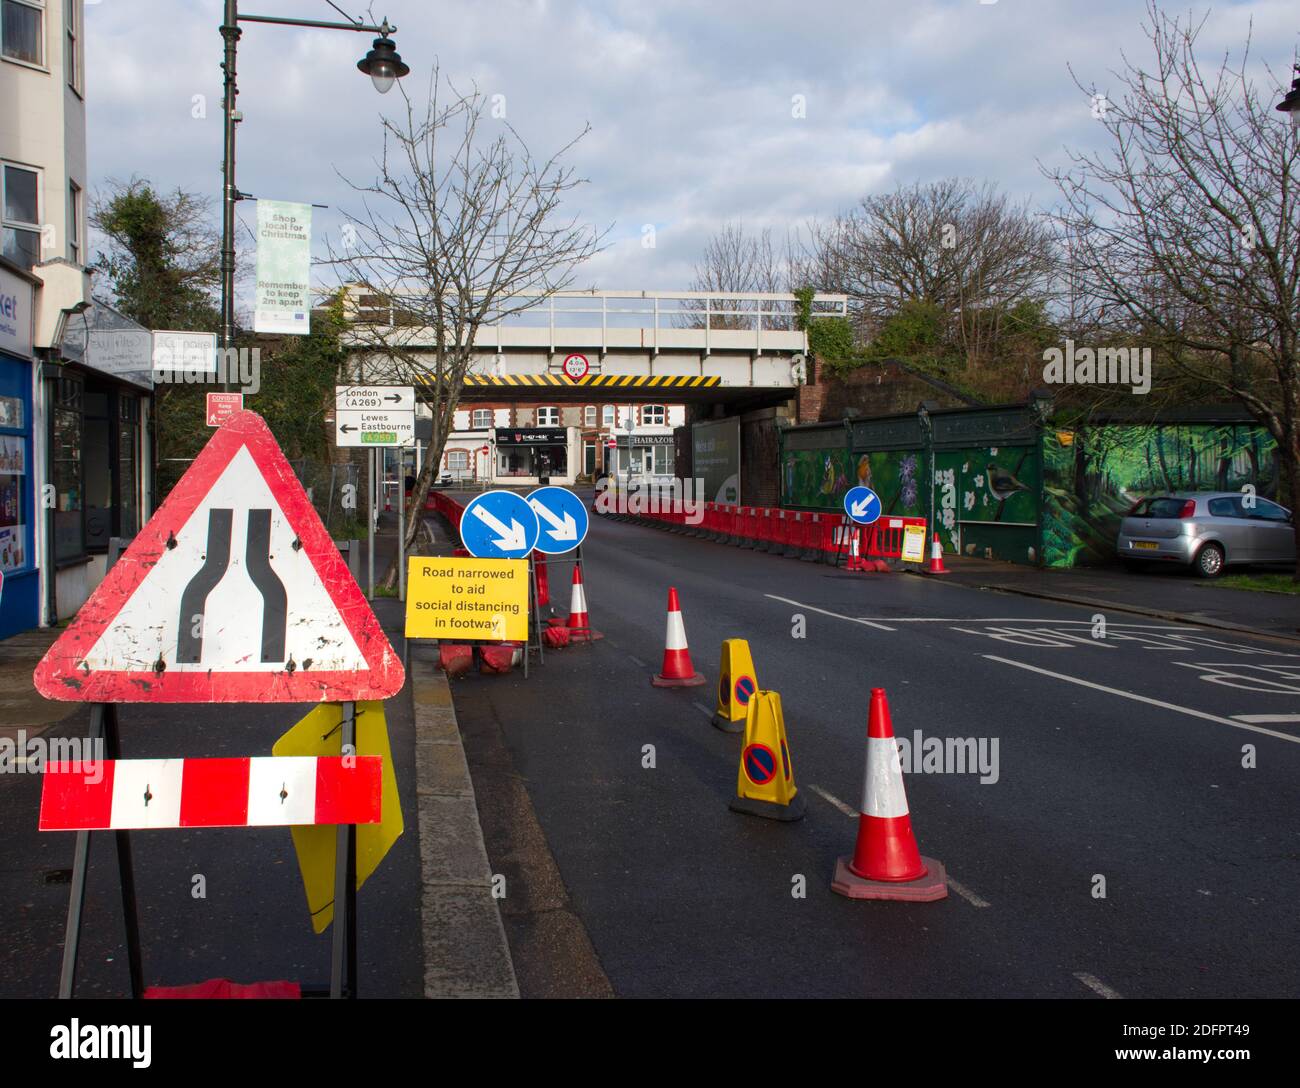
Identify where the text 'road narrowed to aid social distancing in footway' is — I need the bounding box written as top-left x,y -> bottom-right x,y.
404,558 -> 531,642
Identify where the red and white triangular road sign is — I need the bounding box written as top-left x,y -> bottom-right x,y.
35,411 -> 404,703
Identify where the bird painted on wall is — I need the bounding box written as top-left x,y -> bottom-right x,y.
986,462 -> 1030,501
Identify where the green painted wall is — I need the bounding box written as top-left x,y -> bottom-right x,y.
932,445 -> 1039,563
782,448 -> 924,517
1042,423 -> 1279,568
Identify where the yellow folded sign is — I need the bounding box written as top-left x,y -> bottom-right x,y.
405,557 -> 530,641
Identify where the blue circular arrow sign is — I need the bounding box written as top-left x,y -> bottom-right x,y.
526,486 -> 590,555
843,485 -> 882,526
460,491 -> 540,559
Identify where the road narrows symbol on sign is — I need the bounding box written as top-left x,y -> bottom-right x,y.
742,743 -> 778,786
32,410 -> 404,703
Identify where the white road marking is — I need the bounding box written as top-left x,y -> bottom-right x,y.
849,618 -> 1196,628
692,701 -> 714,719
945,875 -> 991,908
764,595 -> 895,631
1074,972 -> 1123,999
1232,714 -> 1300,724
808,784 -> 858,817
627,654 -> 647,668
983,655 -> 1300,744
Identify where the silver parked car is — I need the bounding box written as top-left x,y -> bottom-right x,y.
1116,491 -> 1295,578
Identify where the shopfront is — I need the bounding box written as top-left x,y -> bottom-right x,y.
0,261 -> 37,638
49,302 -> 153,618
616,432 -> 675,480
494,426 -> 579,485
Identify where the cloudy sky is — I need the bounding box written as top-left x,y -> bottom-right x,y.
84,0 -> 1298,295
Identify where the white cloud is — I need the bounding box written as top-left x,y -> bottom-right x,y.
84,0 -> 1298,293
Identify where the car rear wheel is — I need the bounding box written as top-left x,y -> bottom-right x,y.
1194,542 -> 1225,578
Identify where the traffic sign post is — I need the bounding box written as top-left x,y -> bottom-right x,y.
526,486 -> 590,554
460,491 -> 540,560
843,485 -> 882,525
34,411 -> 404,703
33,411 -> 405,1000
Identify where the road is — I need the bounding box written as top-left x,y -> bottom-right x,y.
450,506 -> 1300,998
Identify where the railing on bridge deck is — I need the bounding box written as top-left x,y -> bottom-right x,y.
343,288 -> 849,357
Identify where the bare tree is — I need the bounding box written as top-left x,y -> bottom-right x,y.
805,178 -> 1058,359
1044,1 -> 1300,578
682,221 -> 793,330
329,67 -> 608,587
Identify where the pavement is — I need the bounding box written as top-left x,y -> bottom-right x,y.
441,508 -> 1300,999
930,555 -> 1300,643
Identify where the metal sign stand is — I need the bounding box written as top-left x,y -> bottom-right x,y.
58,703 -> 143,999
55,701 -> 363,1000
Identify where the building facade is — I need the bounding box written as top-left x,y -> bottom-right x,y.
1,2 -> 154,636
444,401 -> 687,486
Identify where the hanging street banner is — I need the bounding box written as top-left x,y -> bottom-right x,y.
405,557 -> 529,641
33,410 -> 404,703
254,199 -> 312,336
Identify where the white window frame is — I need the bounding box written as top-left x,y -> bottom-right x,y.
1,160 -> 43,268
64,0 -> 79,93
584,405 -> 596,426
601,405 -> 615,426
1,0 -> 46,69
471,408 -> 492,429
536,406 -> 559,426
67,179 -> 80,264
641,404 -> 666,426
445,449 -> 469,471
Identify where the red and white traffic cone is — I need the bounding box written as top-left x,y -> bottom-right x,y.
831,688 -> 947,901
926,532 -> 950,575
651,587 -> 706,687
552,564 -> 602,641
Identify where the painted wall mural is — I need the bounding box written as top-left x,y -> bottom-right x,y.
783,448 -> 924,517
933,446 -> 1039,564
782,417 -> 1278,569
1042,423 -> 1280,568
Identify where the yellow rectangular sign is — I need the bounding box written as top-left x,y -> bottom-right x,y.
902,523 -> 928,563
405,557 -> 530,641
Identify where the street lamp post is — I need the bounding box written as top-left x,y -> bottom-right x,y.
214,6 -> 407,999
218,2 -> 408,387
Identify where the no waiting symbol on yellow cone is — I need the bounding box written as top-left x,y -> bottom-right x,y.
273,700 -> 403,933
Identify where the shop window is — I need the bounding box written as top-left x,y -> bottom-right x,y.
537,406 -> 559,426
1,162 -> 41,269
0,392 -> 27,573
51,374 -> 83,562
652,444 -> 672,474
1,0 -> 43,66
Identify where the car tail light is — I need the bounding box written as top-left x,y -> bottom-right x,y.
1179,500 -> 1197,518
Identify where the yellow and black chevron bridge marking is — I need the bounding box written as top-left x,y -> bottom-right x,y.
458,374 -> 722,388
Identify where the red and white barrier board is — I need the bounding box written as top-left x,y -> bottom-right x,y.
38,756 -> 382,831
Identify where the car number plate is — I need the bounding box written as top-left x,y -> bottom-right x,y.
1133,541 -> 1159,550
